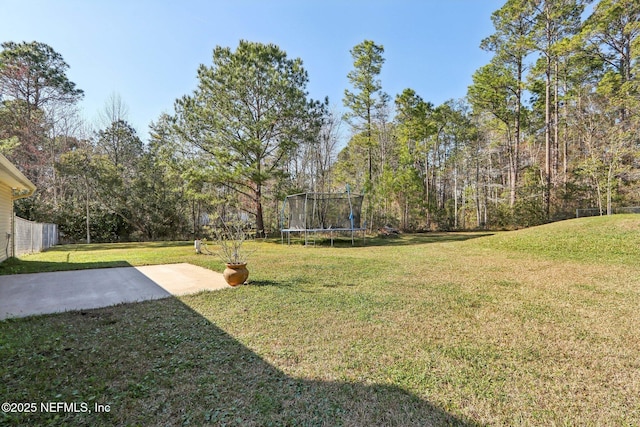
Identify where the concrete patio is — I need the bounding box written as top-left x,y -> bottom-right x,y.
0,263 -> 230,319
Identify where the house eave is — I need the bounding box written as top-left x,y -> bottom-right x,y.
0,154 -> 36,200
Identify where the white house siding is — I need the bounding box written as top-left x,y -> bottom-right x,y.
0,182 -> 13,262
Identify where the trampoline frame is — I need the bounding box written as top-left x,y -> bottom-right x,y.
280,190 -> 366,246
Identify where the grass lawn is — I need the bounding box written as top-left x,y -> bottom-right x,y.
1,216 -> 639,425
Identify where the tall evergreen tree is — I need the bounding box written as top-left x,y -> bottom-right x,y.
480,0 -> 536,207
173,41 -> 323,236
343,40 -> 389,186
394,89 -> 435,229
580,0 -> 640,122
0,41 -> 83,220
529,0 -> 586,216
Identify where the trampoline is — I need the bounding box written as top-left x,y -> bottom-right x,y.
280,190 -> 366,246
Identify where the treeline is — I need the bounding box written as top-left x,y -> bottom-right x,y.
1,0 -> 638,242
337,0 -> 640,230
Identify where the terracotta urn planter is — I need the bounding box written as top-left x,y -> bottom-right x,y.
223,263 -> 249,286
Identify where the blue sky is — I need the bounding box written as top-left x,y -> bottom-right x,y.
1,0 -> 504,140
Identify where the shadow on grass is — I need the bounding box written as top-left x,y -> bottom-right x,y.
0,297 -> 480,426
274,232 -> 494,248
0,258 -> 133,275
249,279 -> 292,288
53,241 -> 191,252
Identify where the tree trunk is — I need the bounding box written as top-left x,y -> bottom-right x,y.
554,58 -> 560,186
85,180 -> 91,244
562,66 -> 569,190
454,162 -> 458,229
475,149 -> 482,229
544,3 -> 552,220
367,105 -> 373,184
545,58 -> 552,219
606,163 -> 614,216
512,58 -> 523,208
255,184 -> 265,238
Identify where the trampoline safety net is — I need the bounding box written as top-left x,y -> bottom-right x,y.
282,192 -> 364,231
